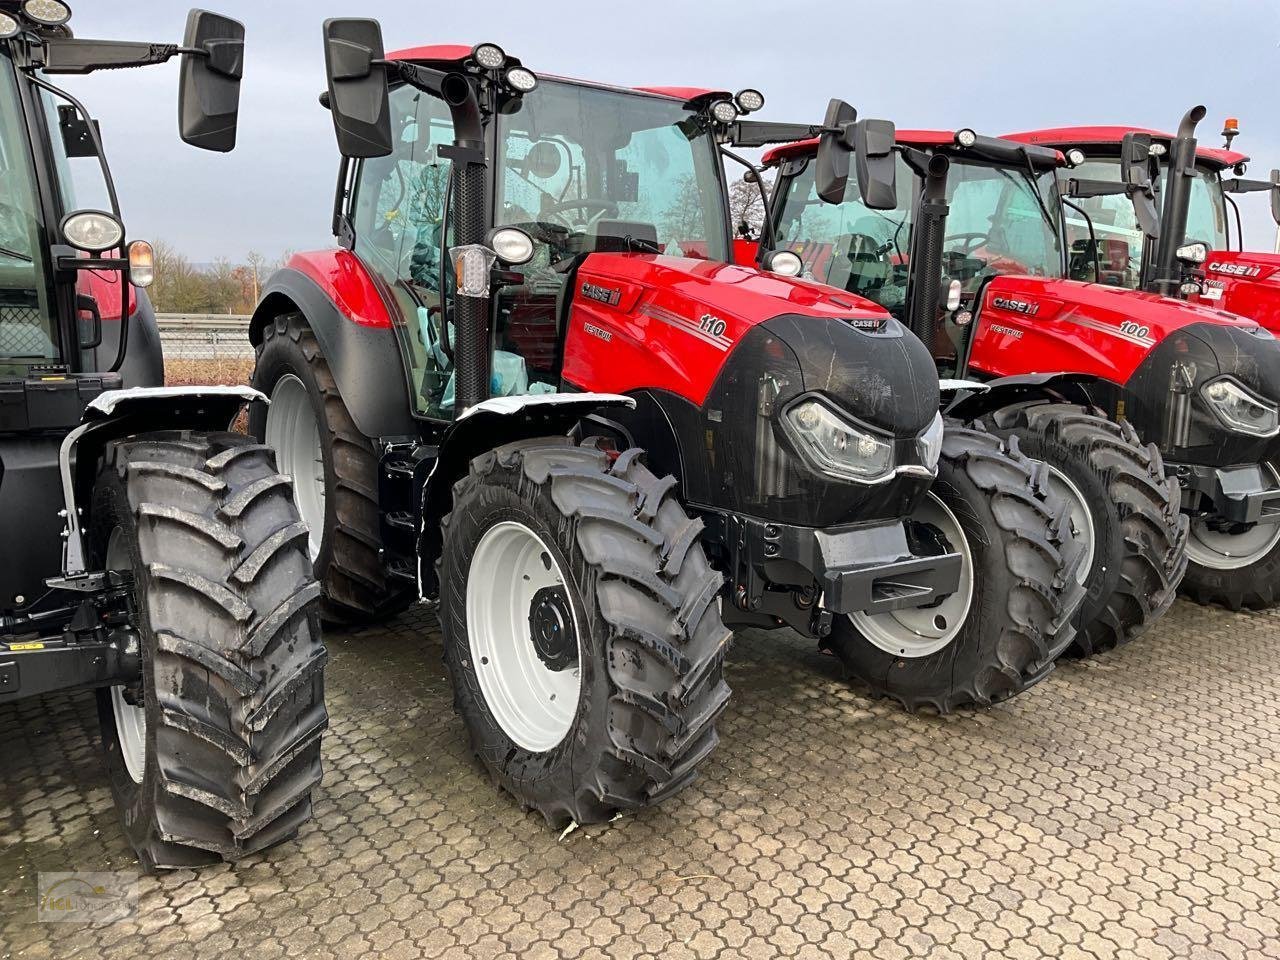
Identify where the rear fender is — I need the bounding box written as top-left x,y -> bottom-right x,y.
415,394 -> 636,597
943,373 -> 1110,424
60,386 -> 264,578
250,258 -> 415,439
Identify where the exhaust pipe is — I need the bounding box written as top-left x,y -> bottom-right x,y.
1148,105 -> 1207,297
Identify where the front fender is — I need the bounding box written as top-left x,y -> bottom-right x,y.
251,260 -> 415,439
944,373 -> 1112,423
60,386 -> 264,577
416,394 -> 636,596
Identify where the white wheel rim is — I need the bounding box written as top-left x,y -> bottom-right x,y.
105,528 -> 145,784
465,521 -> 582,752
1186,463 -> 1280,570
265,374 -> 325,560
849,492 -> 975,658
1043,465 -> 1095,586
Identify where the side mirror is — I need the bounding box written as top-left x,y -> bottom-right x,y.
815,98 -> 856,205
178,10 -> 245,153
1272,169 -> 1279,225
1119,131 -> 1160,240
322,18 -> 393,158
1119,131 -> 1153,189
851,118 -> 897,210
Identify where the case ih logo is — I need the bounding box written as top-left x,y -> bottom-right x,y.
846,316 -> 886,331
1208,262 -> 1262,278
992,296 -> 1041,316
580,282 -> 622,306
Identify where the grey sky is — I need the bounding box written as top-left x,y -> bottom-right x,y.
59,0 -> 1280,263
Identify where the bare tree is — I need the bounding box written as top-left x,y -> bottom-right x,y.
727,170 -> 774,240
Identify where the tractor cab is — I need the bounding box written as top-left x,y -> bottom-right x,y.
764,128 -> 1076,378
1005,115 -> 1280,324
335,48 -> 740,419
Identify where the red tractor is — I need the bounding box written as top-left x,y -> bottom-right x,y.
249,20 -> 1086,824
996,112 -> 1280,608
1005,113 -> 1280,337
757,114 -> 1259,652
0,5 -> 326,872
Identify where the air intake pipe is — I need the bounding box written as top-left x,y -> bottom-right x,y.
905,151 -> 951,351
440,72 -> 489,412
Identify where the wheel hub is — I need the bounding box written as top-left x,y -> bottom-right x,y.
465,521 -> 583,753
529,586 -> 576,671
1186,463 -> 1280,571
849,492 -> 975,658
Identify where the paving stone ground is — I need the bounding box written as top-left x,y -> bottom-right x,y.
2,599 -> 1279,959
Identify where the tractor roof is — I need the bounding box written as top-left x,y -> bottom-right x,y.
762,130 -> 1064,168
1003,126 -> 1250,171
386,46 -> 725,103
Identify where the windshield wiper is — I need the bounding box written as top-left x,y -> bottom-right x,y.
0,246 -> 33,263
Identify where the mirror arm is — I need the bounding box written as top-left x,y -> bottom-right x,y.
1222,177 -> 1274,195
729,120 -> 827,149
1065,178 -> 1129,199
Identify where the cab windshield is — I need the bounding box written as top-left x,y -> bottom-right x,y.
0,59 -> 57,369
495,80 -> 729,261
773,151 -> 1064,318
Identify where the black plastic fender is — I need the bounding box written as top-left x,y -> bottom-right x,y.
415,394 -> 636,597
943,372 -> 1111,423
59,386 -> 264,577
249,268 -> 416,439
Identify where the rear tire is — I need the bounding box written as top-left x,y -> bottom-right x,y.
251,311 -> 411,624
438,437 -> 731,827
93,431 -> 326,871
992,404 -> 1188,657
1181,460 -> 1280,610
823,424 -> 1086,712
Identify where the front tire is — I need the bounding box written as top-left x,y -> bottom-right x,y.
438,438 -> 731,827
1181,460 -> 1280,610
251,311 -> 411,624
824,424 -> 1086,712
993,404 -> 1188,657
93,431 -> 327,871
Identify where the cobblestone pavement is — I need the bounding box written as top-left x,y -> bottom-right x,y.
3,599 -> 1279,959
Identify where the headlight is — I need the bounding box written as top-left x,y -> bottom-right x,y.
1176,241 -> 1208,265
1202,377 -> 1280,437
782,398 -> 894,483
0,12 -> 21,38
917,413 -> 944,472
61,209 -> 123,252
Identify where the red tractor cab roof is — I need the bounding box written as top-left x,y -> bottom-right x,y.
762,129 -> 1064,168
1003,126 -> 1250,172
386,46 -> 726,104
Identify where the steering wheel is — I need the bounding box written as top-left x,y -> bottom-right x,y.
945,232 -> 990,255
541,198 -> 618,230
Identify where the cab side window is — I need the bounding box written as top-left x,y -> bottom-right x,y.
350,87 -> 455,417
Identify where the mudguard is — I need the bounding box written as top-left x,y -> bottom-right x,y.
59,386 -> 264,577
250,258 -> 416,439
415,393 -> 636,596
943,372 -> 1108,423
